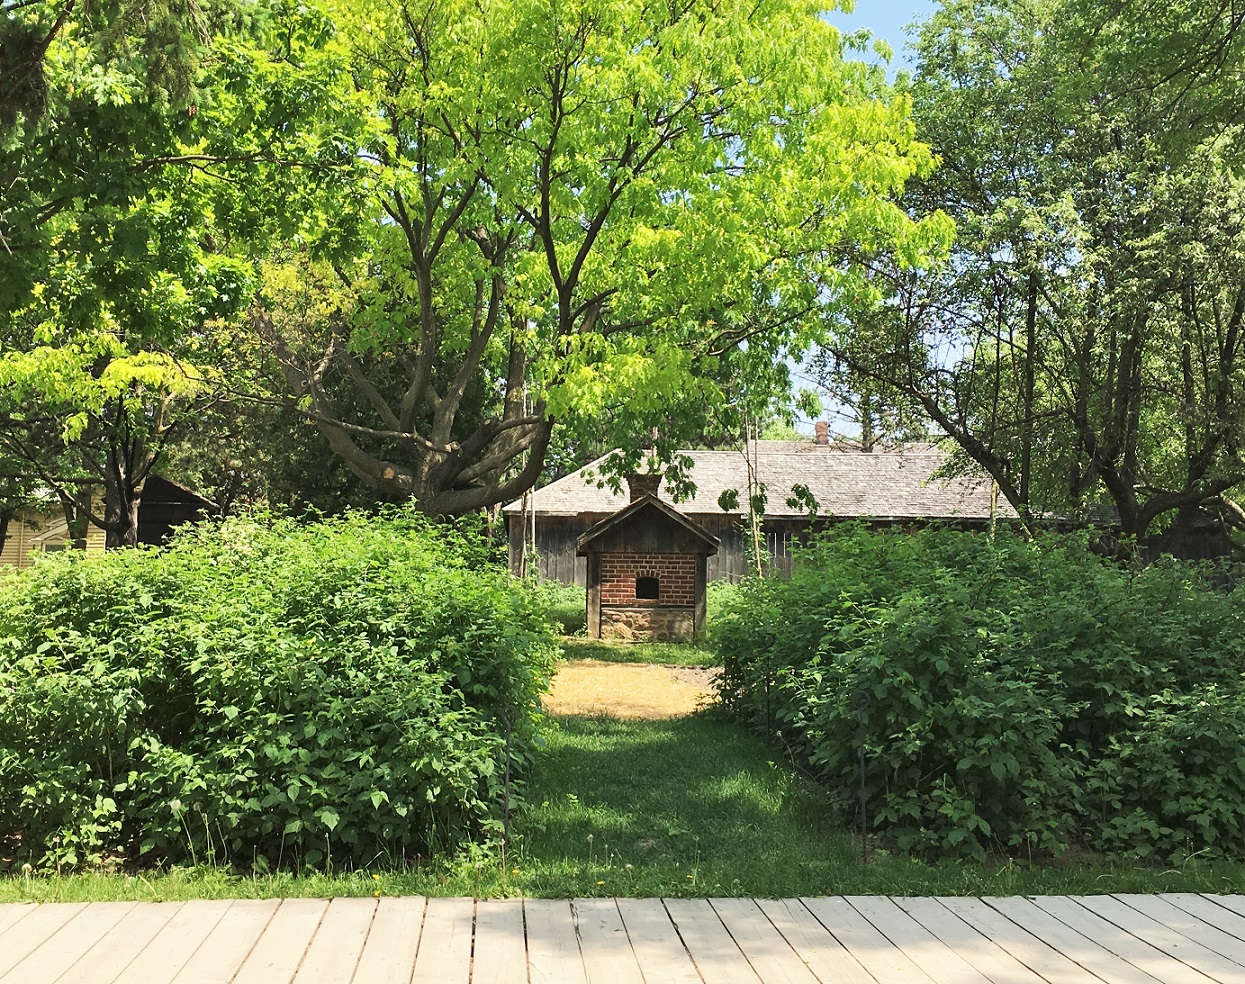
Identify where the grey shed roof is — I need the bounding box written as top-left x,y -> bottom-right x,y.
504,443 -> 1016,522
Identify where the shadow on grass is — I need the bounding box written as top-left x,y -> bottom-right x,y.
514,712 -> 859,897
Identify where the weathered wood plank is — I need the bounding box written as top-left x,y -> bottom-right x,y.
984,896 -> 1165,984
892,897 -> 1054,984
525,899 -> 587,984
800,896 -> 937,984
753,899 -> 875,984
293,897 -> 377,983
0,904 -> 36,939
471,898 -> 528,984
710,898 -> 820,984
615,897 -> 701,984
846,896 -> 993,984
662,898 -> 761,984
0,901 -> 133,984
1054,896 -> 1237,984
1034,896 -> 1218,984
1200,895 -> 1245,922
172,899 -> 282,984
231,897 -> 329,984
0,902 -> 87,980
109,898 -> 233,984
1111,895 -> 1245,978
1157,895 -> 1245,956
939,896 -> 1112,984
58,901 -> 185,984
350,896 -> 425,984
409,897 -> 473,983
572,898 -> 645,984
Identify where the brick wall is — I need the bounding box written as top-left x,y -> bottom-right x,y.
599,551 -> 696,607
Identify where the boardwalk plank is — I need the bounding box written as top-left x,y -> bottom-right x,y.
7,893 -> 1245,984
1110,894 -> 1245,973
846,896 -> 993,984
350,896 -> 425,984
893,897 -> 1054,984
1056,896 -> 1240,984
754,899 -> 875,984
105,899 -> 233,984
0,904 -> 36,939
663,899 -> 760,984
0,901 -> 86,980
939,896 -> 1113,984
472,898 -> 527,984
525,899 -> 586,984
711,898 -> 820,984
409,897 -> 473,983
58,901 -> 184,984
0,901 -> 133,984
985,896 -> 1165,984
231,897 -> 329,984
615,897 -> 702,984
293,897 -> 378,983
572,898 -> 645,984
171,899 -> 281,984
1200,895 -> 1245,922
1156,895 -> 1245,956
1035,896 -> 1218,984
801,896 -> 937,984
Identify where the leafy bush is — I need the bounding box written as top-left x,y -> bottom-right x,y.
535,580 -> 587,635
0,511 -> 557,871
715,526 -> 1245,861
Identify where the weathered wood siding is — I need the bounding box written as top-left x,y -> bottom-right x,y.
507,512 -> 794,586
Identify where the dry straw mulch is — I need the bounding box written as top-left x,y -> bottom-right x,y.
543,659 -> 719,719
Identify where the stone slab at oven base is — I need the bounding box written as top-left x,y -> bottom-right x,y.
600,606 -> 695,641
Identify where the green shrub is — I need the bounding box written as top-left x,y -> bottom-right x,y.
535,580 -> 587,635
0,510 -> 557,871
715,525 -> 1245,861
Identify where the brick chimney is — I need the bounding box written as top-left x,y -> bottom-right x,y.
813,420 -> 830,446
627,472 -> 662,502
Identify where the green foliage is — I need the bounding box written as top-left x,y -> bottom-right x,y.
533,581 -> 587,637
715,526 -> 1245,861
207,0 -> 952,513
0,511 -> 556,871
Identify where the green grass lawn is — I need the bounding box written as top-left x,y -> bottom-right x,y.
7,709 -> 1245,902
559,637 -> 718,667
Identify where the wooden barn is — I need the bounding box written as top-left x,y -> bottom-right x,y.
135,475 -> 218,546
578,478 -> 719,641
1,476 -> 217,569
504,438 -> 1014,586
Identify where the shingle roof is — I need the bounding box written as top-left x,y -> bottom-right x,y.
576,494 -> 721,553
504,444 -> 1016,521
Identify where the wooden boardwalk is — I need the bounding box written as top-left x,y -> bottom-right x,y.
2,894 -> 1245,983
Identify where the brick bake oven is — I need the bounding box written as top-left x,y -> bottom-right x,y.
576,474 -> 719,642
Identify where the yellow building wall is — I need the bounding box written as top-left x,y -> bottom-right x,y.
0,508 -> 107,569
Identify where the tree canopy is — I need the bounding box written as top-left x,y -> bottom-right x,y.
822,0 -> 1245,539
214,0 -> 951,513
0,0 -> 254,545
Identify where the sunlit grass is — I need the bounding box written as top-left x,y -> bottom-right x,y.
559,638 -> 717,667
6,711 -> 1245,902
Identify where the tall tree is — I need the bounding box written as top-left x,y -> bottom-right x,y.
0,1 -> 256,546
824,0 -> 1245,537
219,0 -> 952,514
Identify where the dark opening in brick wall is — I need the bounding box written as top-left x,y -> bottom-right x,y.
635,575 -> 659,600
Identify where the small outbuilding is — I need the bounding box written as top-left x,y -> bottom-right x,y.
577,475 -> 719,642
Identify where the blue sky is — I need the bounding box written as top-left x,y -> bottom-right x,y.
825,0 -> 939,67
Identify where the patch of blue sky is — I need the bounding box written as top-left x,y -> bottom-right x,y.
824,0 -> 938,72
